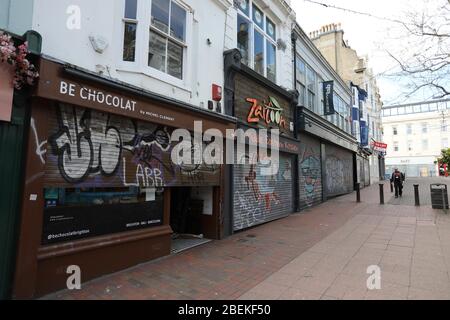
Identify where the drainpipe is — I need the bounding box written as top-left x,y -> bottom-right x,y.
291,31 -> 300,212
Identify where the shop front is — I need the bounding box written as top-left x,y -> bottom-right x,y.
233,134 -> 299,231
356,151 -> 371,189
223,50 -> 298,233
324,143 -> 355,197
299,134 -> 322,211
297,107 -> 358,204
12,58 -> 235,298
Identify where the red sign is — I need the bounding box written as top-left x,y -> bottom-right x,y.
0,63 -> 14,122
371,141 -> 387,152
212,84 -> 222,101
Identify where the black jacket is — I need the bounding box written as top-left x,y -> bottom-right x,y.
390,172 -> 405,185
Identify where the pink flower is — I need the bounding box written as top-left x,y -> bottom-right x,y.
1,32 -> 39,89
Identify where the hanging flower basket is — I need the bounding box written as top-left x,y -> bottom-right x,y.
0,31 -> 39,90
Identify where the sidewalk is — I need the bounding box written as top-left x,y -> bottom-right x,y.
43,179 -> 450,300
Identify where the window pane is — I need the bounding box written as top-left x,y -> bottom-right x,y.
308,92 -> 315,110
151,0 -> 170,34
148,30 -> 167,72
237,0 -> 249,16
170,2 -> 186,42
266,18 -> 276,40
296,82 -> 306,106
307,67 -> 315,93
420,104 -> 429,112
252,4 -> 264,29
254,30 -> 264,76
125,0 -> 137,19
296,58 -> 306,83
266,41 -> 276,82
123,22 -> 137,62
237,15 -> 250,66
167,40 -> 183,79
422,123 -> 428,133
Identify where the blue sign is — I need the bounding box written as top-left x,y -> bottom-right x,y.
360,121 -> 369,146
352,107 -> 359,121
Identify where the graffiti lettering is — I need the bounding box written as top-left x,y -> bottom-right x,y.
300,149 -> 321,205
122,158 -> 163,188
49,105 -> 122,183
31,117 -> 47,165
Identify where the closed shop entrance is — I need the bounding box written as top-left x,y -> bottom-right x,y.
12,58 -> 235,298
299,135 -> 322,210
324,143 -> 354,198
233,152 -> 294,231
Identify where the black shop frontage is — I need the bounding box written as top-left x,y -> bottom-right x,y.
12,57 -> 236,298
223,49 -> 299,234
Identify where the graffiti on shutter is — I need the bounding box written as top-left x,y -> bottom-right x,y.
44,103 -> 221,188
233,153 -> 293,231
299,136 -> 322,210
325,144 -> 354,197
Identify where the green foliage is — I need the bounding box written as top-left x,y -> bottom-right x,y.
436,148 -> 450,166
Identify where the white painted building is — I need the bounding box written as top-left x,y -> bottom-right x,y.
309,24 -> 385,185
1,0 -> 295,112
382,98 -> 450,177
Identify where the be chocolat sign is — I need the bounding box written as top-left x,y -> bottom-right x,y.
59,80 -> 138,113
34,59 -> 235,136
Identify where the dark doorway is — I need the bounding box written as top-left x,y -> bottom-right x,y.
170,187 -> 212,254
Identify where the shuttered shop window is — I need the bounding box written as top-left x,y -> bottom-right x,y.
299,136 -> 322,210
233,152 -> 294,231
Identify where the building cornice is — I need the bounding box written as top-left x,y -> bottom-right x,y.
211,0 -> 233,11
298,107 -> 358,152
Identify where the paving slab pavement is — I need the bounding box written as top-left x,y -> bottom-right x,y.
42,178 -> 450,300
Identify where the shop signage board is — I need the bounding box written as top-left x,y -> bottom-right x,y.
234,73 -> 294,138
35,59 -> 234,134
371,141 -> 388,153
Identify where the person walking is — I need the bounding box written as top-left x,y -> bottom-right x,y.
390,168 -> 405,198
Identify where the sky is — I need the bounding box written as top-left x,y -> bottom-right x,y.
290,0 -> 433,106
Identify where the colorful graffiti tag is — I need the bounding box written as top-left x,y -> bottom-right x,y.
234,155 -> 293,231
299,143 -> 322,210
45,104 -> 220,188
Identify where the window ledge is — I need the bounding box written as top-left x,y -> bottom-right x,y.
116,64 -> 192,94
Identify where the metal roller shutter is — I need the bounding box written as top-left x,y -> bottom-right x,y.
299,135 -> 323,210
44,103 -> 221,188
233,153 -> 293,231
324,144 -> 354,197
